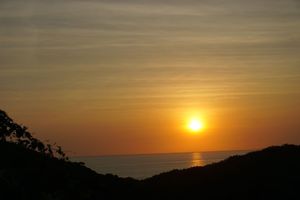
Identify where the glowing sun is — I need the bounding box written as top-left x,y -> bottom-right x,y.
188,118 -> 204,132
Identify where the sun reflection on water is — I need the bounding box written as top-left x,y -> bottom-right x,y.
191,152 -> 204,167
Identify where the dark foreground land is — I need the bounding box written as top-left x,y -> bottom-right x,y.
0,142 -> 299,200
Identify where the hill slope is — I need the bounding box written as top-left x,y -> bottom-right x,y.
0,141 -> 136,200
139,144 -> 300,199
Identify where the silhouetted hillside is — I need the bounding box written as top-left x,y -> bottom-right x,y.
0,141 -> 136,200
139,144 -> 300,199
1,142 -> 299,200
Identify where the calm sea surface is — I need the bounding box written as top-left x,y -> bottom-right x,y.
72,150 -> 249,179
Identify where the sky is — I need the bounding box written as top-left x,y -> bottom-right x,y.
1,0 -> 300,156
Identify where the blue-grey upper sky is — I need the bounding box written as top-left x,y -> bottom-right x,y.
1,0 -> 300,155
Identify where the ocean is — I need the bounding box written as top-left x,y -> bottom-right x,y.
72,150 -> 249,179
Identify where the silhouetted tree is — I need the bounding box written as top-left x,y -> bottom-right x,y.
0,110 -> 67,160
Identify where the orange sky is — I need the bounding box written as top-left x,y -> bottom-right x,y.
1,0 -> 300,155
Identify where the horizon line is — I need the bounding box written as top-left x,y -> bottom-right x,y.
70,148 -> 255,158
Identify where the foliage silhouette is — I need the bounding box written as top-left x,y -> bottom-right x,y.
0,110 -> 67,160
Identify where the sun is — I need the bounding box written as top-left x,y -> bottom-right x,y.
188,118 -> 204,132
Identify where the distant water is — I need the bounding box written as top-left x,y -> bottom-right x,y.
72,150 -> 249,179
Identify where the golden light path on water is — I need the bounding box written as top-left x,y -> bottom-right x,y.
191,152 -> 204,167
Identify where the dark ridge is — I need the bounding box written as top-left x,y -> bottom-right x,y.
138,144 -> 300,199
0,141 -> 137,200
